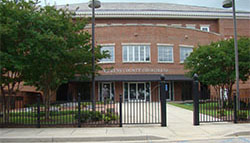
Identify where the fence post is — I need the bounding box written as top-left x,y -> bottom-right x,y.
119,94 -> 122,127
36,94 -> 40,128
160,74 -> 167,127
193,74 -> 199,126
78,93 -> 81,127
233,94 -> 237,123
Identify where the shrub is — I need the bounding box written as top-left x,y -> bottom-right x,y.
75,111 -> 103,123
238,112 -> 248,120
217,110 -> 226,116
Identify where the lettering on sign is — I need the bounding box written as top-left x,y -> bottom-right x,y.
103,68 -> 169,73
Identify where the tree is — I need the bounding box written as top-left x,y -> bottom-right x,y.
1,0 -> 107,121
0,0 -> 38,122
184,37 -> 250,101
22,5 -> 107,120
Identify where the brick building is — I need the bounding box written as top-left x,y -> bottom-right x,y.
21,3 -> 250,103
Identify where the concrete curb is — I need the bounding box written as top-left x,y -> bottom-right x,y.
0,136 -> 166,142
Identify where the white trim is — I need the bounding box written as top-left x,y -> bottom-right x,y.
171,24 -> 182,27
157,43 -> 174,46
121,43 -> 151,46
179,44 -> 194,48
185,24 -> 196,29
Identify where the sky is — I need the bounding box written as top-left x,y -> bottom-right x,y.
41,0 -> 250,11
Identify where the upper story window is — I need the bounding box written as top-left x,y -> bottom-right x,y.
180,45 -> 193,63
158,44 -> 174,63
122,45 -> 150,62
200,25 -> 210,32
100,45 -> 115,63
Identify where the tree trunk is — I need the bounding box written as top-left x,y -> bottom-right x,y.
227,84 -> 233,108
1,86 -> 8,123
44,88 -> 50,121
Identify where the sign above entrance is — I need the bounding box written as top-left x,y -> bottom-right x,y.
103,68 -> 169,73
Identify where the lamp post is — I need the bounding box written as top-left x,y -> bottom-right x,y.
88,0 -> 101,110
222,0 -> 239,110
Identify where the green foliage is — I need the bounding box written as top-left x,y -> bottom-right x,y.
184,37 -> 250,97
238,112 -> 248,120
75,110 -> 118,123
217,110 -> 226,116
0,0 -> 39,97
0,0 -> 108,120
75,111 -> 103,123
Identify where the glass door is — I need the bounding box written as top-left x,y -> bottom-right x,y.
138,83 -> 146,101
100,82 -> 114,101
129,83 -> 137,101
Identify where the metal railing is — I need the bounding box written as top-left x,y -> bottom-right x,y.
0,95 -> 120,128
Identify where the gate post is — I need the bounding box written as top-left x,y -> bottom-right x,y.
78,93 -> 81,127
119,94 -> 123,127
193,74 -> 199,126
36,94 -> 41,128
233,94 -> 237,123
160,74 -> 167,127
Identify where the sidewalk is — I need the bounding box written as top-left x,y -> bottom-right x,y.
0,104 -> 249,142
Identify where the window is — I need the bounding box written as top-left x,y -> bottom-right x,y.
100,45 -> 115,63
122,45 -> 150,62
123,82 -> 150,102
158,45 -> 174,63
200,25 -> 210,32
180,46 -> 193,63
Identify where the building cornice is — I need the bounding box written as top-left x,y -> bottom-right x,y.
75,11 -> 250,19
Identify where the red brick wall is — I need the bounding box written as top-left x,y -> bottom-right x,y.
87,25 -> 222,76
218,19 -> 250,38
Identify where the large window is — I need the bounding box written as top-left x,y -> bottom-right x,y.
158,45 -> 174,63
180,46 -> 193,63
100,45 -> 115,63
123,82 -> 150,102
123,45 -> 150,62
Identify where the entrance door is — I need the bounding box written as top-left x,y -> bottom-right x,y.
128,83 -> 146,102
100,82 -> 114,101
129,83 -> 137,100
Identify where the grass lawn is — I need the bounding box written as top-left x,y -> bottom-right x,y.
168,102 -> 250,119
168,102 -> 193,111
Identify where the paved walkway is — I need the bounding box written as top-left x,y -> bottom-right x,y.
0,104 -> 250,142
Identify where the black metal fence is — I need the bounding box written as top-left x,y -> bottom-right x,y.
199,96 -> 250,123
1,92 -> 167,128
193,76 -> 250,125
0,95 -> 120,128
122,100 -> 161,124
